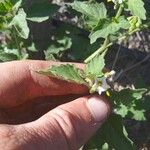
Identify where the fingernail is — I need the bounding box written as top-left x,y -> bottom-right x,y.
87,96 -> 109,123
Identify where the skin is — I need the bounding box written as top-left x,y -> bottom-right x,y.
0,60 -> 110,150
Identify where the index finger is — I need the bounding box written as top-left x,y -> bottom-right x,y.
0,60 -> 88,108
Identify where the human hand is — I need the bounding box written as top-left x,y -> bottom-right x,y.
0,60 -> 110,150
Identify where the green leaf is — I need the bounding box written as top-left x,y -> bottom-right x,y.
27,43 -> 38,52
0,48 -> 20,61
85,115 -> 134,150
44,53 -> 56,61
71,1 -> 107,27
128,16 -> 142,33
0,52 -> 18,61
101,143 -> 109,150
85,53 -> 105,77
102,115 -> 134,150
0,0 -> 22,15
69,34 -> 100,61
71,1 -> 107,19
44,36 -> 72,60
12,0 -> 22,12
110,88 -> 147,120
127,0 -> 146,20
38,64 -> 86,85
0,0 -> 13,15
26,2 -> 59,22
10,8 -> 29,39
89,16 -> 129,44
46,37 -> 72,54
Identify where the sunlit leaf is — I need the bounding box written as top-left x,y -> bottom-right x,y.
85,53 -> 105,77
89,16 -> 129,43
10,8 -> 29,39
71,1 -> 107,28
110,88 -> 147,120
127,0 -> 146,20
38,64 -> 87,85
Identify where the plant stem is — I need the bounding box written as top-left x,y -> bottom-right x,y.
84,4 -> 124,63
84,37 -> 111,63
123,54 -> 150,73
115,5 -> 123,19
114,53 -> 150,81
111,43 -> 122,70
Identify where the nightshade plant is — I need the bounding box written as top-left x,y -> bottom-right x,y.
0,0 -> 150,149
38,0 -> 148,149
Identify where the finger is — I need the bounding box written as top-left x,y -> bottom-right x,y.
0,94 -> 84,124
0,60 -> 88,108
11,95 -> 110,150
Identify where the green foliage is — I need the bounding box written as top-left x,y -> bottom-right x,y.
0,49 -> 19,61
71,1 -> 107,28
85,53 -> 105,77
0,0 -> 13,16
100,115 -> 134,150
9,8 -> 29,39
12,0 -> 22,12
0,0 -> 149,149
44,36 -> 72,60
110,88 -> 147,121
128,16 -> 142,33
0,0 -> 22,16
71,1 -> 107,19
89,16 -> 129,43
127,0 -> 146,20
26,2 -> 59,22
38,64 -> 87,85
85,115 -> 134,150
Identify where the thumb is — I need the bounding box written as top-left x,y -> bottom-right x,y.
16,96 -> 110,150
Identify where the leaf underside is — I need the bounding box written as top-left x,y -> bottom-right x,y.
38,64 -> 86,85
10,8 -> 29,39
128,0 -> 146,20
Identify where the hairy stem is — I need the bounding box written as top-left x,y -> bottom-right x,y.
111,43 -> 122,70
115,5 -> 123,19
84,4 -> 124,63
84,37 -> 111,63
114,53 -> 150,81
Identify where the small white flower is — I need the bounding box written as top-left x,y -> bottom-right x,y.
97,86 -> 106,95
97,78 -> 110,95
88,70 -> 116,95
118,0 -> 124,4
104,70 -> 116,78
113,108 -> 118,114
97,70 -> 116,95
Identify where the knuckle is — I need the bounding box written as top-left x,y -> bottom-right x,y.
50,107 -> 78,149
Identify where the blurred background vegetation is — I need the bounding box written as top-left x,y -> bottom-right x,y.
0,0 -> 150,149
